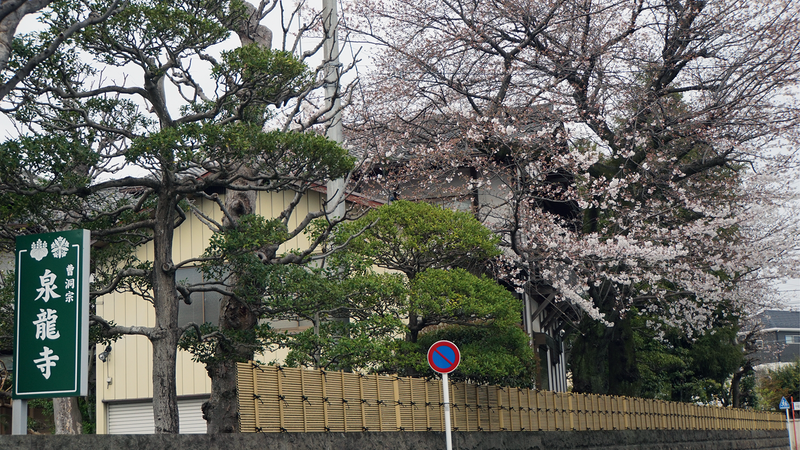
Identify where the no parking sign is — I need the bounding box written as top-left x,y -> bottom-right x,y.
427,340 -> 461,374
427,340 -> 460,450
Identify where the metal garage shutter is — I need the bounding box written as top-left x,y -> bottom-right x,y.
107,397 -> 207,434
177,398 -> 207,433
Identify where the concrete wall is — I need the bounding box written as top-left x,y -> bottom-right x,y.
0,429 -> 790,450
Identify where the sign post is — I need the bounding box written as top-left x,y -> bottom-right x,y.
427,340 -> 461,450
792,397 -> 798,450
13,230 -> 90,434
780,397 -> 793,450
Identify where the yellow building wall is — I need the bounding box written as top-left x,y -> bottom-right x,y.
95,190 -> 325,434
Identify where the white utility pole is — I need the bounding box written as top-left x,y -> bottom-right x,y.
323,0 -> 346,219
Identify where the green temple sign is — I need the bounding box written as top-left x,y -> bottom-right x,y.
14,230 -> 90,398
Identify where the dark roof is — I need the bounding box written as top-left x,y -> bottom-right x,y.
757,310 -> 800,329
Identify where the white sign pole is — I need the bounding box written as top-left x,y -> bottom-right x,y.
788,408 -> 794,450
792,397 -> 798,450
442,372 -> 452,450
12,399 -> 27,435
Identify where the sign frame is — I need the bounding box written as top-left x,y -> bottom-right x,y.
427,340 -> 461,374
13,230 -> 90,399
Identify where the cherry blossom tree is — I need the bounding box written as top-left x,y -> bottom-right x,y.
345,0 -> 800,394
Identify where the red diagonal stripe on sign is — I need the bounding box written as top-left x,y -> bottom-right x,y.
434,348 -> 453,366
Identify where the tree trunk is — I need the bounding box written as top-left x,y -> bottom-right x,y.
570,317 -> 611,394
730,371 -> 742,408
151,329 -> 179,433
203,360 -> 240,433
205,173 -> 258,433
151,192 -> 180,434
53,397 -> 82,434
606,315 -> 640,397
730,362 -> 752,409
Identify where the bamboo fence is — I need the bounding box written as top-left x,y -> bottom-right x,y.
237,362 -> 785,433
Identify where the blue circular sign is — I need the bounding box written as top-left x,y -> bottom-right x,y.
427,340 -> 461,374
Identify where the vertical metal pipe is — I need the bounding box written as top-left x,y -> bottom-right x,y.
323,0 -> 345,219
442,372 -> 452,450
12,399 -> 27,435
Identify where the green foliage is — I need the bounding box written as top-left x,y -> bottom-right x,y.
203,215 -> 289,263
0,272 -> 15,352
572,306 -> 748,404
757,360 -> 800,410
633,313 -> 745,404
409,268 -> 521,329
270,201 -> 535,386
180,322 -> 265,367
79,395 -> 96,434
70,0 -> 231,64
0,135 -> 96,189
335,200 -> 500,278
127,124 -> 354,179
417,325 -> 537,388
215,45 -> 311,121
260,264 -> 408,371
27,398 -> 54,434
279,315 -> 405,372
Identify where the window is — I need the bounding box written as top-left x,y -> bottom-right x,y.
176,267 -> 223,326
785,335 -> 800,345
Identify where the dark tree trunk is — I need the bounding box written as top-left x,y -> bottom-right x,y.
570,282 -> 639,396
204,178 -> 258,433
730,362 -> 752,409
204,358 -> 241,433
151,192 -> 180,434
570,317 -> 611,394
606,316 -> 641,397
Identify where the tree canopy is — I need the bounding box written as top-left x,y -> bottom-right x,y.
243,200 -> 537,387
336,199 -> 501,279
0,0 -> 357,433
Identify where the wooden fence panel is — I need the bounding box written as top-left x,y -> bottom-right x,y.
597,395 -> 607,431
236,363 -> 785,434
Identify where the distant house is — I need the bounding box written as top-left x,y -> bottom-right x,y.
748,309 -> 800,365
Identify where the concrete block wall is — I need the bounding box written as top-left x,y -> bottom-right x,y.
0,429 -> 790,450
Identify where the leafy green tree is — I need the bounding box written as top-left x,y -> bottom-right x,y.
338,200 -> 501,280
193,200 -> 535,386
758,360 -> 800,410
335,200 -> 505,342
407,267 -> 522,343
0,0 -> 354,433
296,200 -> 538,385
417,324 -> 536,388
584,307 -> 748,405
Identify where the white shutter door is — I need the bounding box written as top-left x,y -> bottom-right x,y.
178,398 -> 207,434
108,402 -> 154,434
107,398 -> 207,434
